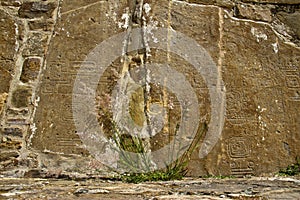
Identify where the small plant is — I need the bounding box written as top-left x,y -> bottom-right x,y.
110,122 -> 207,183
278,157 -> 300,176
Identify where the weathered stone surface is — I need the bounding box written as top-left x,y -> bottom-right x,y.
2,127 -> 23,137
20,57 -> 41,83
276,10 -> 300,39
206,11 -> 300,176
0,0 -> 300,178
22,32 -> 48,56
1,0 -> 21,7
0,151 -> 19,162
0,177 -> 300,199
236,4 -> 274,22
179,0 -> 235,8
0,10 -> 16,61
18,2 -> 56,19
241,0 -> 300,4
25,0 -> 300,177
0,61 -> 13,94
0,137 -> 22,150
0,11 -> 16,94
0,93 -> 8,116
30,0 -> 128,155
28,20 -> 54,31
11,87 -> 32,108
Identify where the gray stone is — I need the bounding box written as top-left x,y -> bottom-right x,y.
2,127 -> 23,137
276,11 -> 300,39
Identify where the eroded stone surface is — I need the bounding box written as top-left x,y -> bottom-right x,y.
0,11 -> 16,94
0,0 -> 299,178
26,0 -> 300,177
20,57 -> 41,83
11,86 -> 32,108
18,2 -> 56,19
0,177 -> 300,200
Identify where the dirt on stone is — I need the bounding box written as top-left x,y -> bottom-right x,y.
0,177 -> 300,200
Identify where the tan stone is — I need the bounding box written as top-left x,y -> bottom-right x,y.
30,0 -> 128,155
13,0 -> 300,177
20,57 -> 41,83
0,93 -> 8,115
11,87 -> 32,108
18,2 -> 56,19
0,12 -> 15,95
236,4 -> 273,22
241,0 -> 300,4
22,32 -> 48,56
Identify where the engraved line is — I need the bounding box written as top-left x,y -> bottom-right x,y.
61,1 -> 104,16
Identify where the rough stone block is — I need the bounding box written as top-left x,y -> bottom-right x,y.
241,0 -> 300,4
276,11 -> 300,39
22,32 -> 48,56
11,87 -> 32,108
1,0 -> 21,6
2,127 -> 23,137
18,2 -> 56,19
0,12 -> 16,95
0,93 -> 8,115
236,4 -> 274,22
28,20 -> 54,31
0,12 -> 16,60
20,57 -> 41,83
0,151 -> 19,162
0,138 -> 22,150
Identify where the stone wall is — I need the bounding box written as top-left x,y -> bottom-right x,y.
0,0 -> 299,178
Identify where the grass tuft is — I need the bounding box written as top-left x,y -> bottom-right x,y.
278,157 -> 300,176
110,122 -> 207,183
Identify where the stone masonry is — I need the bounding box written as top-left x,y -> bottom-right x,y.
0,0 -> 299,178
